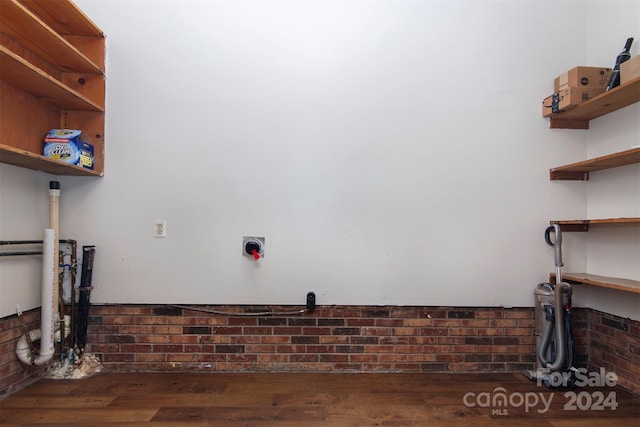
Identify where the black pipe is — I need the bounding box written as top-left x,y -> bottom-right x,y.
1,239 -> 79,245
75,246 -> 96,353
0,240 -> 44,245
0,251 -> 43,256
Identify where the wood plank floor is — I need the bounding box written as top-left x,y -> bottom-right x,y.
1,372 -> 638,426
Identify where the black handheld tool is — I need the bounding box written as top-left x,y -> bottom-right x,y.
606,37 -> 633,91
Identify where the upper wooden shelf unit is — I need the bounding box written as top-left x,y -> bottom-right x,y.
550,217 -> 640,232
0,0 -> 105,176
0,0 -> 103,73
547,76 -> 640,129
549,146 -> 640,180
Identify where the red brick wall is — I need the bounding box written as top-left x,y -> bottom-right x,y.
86,305 -> 538,372
3,305 -> 638,397
0,308 -> 45,398
588,310 -> 640,395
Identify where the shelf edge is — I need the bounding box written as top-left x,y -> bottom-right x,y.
549,272 -> 640,294
549,146 -> 640,180
0,144 -> 103,176
550,217 -> 640,232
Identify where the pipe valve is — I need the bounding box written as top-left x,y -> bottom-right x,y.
243,236 -> 265,260
246,241 -> 261,259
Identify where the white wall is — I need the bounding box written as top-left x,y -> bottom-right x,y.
578,0 -> 640,318
1,1 -> 637,319
0,165 -> 53,315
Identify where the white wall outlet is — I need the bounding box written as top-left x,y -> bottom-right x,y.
153,220 -> 167,238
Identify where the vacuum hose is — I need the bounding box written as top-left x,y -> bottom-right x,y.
544,281 -> 572,371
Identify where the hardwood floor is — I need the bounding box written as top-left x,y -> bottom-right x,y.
1,372 -> 638,426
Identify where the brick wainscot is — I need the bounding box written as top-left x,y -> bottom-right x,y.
4,304 -> 640,396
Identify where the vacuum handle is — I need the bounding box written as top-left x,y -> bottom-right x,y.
545,224 -> 563,268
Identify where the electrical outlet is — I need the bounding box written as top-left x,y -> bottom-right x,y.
153,220 -> 167,238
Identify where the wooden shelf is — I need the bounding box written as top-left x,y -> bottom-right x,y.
0,144 -> 102,176
19,0 -> 104,37
549,147 -> 640,180
0,0 -> 105,176
550,272 -> 640,294
544,68 -> 640,298
550,217 -> 640,231
547,76 -> 640,129
0,46 -> 103,111
0,0 -> 102,73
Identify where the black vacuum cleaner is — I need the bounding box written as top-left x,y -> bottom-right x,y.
523,224 -> 575,387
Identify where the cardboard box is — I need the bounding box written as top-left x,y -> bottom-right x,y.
542,87 -> 605,117
620,55 -> 640,85
554,66 -> 611,92
43,129 -> 94,170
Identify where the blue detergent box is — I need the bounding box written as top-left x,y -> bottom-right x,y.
43,129 -> 94,170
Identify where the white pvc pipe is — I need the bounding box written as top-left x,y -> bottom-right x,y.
49,182 -> 60,318
15,328 -> 63,365
15,182 -> 63,366
41,227 -> 57,360
15,228 -> 57,365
